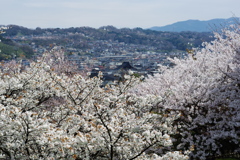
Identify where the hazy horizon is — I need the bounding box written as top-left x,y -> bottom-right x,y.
1,0 -> 240,29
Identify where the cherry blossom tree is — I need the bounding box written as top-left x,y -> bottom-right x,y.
0,49 -> 189,159
134,26 -> 240,159
42,50 -> 80,76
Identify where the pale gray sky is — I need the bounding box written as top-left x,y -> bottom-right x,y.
1,0 -> 239,29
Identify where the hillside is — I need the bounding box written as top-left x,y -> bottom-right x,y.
0,35 -> 34,60
150,17 -> 238,32
2,25 -> 213,55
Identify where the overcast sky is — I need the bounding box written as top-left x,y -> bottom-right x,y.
1,0 -> 240,29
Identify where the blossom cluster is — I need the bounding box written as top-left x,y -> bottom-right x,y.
0,53 -> 189,159
134,26 -> 240,159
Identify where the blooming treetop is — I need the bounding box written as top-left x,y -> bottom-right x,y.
134,26 -> 240,159
0,51 -> 189,159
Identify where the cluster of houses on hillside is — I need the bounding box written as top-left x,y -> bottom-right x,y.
7,34 -> 188,85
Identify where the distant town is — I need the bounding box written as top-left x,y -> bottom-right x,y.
0,25 -> 213,84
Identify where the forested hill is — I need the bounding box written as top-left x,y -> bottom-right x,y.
149,17 -> 237,32
2,25 -> 213,52
0,35 -> 34,60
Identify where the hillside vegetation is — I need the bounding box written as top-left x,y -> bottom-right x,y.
0,35 -> 34,60
3,25 -> 213,53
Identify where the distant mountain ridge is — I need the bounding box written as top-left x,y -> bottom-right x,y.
149,17 -> 238,32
